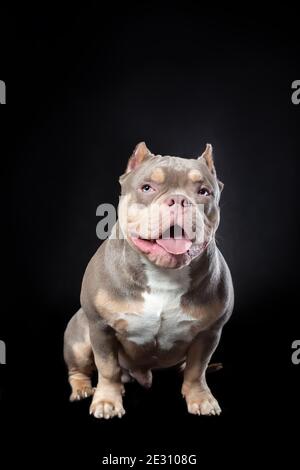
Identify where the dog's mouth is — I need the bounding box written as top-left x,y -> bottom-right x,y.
130,224 -> 193,256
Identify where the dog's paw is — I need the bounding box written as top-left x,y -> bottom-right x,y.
182,386 -> 221,416
90,399 -> 125,419
70,385 -> 95,402
90,385 -> 125,419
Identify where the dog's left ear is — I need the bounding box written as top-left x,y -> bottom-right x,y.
198,143 -> 215,173
198,143 -> 224,192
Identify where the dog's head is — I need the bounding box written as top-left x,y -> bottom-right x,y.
118,142 -> 223,269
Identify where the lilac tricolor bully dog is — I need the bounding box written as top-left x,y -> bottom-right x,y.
64,142 -> 234,419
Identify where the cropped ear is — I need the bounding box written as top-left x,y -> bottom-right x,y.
125,142 -> 152,174
218,180 -> 224,192
198,143 -> 215,173
198,144 -> 224,194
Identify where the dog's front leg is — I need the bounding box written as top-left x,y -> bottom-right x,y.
182,328 -> 222,416
89,319 -> 125,419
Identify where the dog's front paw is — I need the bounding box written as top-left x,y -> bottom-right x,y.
70,385 -> 95,402
182,384 -> 221,416
90,384 -> 125,419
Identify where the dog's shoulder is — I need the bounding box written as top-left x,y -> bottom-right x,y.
180,247 -> 234,328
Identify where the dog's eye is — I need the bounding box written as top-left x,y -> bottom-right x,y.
141,184 -> 154,193
198,187 -> 211,196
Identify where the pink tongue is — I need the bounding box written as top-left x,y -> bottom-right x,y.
156,238 -> 192,255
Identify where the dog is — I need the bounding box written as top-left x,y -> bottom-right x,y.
64,142 -> 234,419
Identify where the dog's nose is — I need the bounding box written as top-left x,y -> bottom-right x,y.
164,194 -> 192,207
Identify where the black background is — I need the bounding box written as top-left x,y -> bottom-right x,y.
1,3 -> 299,467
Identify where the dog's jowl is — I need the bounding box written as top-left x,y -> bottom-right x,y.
63,142 -> 234,419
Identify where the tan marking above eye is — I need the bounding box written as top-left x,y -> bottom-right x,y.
188,169 -> 202,183
150,168 -> 165,184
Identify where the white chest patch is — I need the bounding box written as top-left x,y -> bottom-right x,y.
119,261 -> 198,350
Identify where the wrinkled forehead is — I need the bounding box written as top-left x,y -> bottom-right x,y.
128,155 -> 216,188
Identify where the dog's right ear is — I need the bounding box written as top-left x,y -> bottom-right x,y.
125,142 -> 152,173
119,142 -> 152,183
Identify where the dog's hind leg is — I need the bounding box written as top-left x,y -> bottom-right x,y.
64,308 -> 95,401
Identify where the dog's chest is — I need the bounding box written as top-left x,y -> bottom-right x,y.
121,264 -> 198,350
